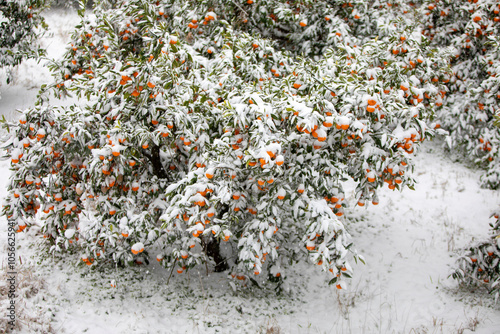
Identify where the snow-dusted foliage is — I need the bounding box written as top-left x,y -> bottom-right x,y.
453,211 -> 500,301
418,0 -> 500,295
0,0 -> 48,83
1,0 -> 469,288
424,0 -> 500,189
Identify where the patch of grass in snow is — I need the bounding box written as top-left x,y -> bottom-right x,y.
444,282 -> 499,309
258,318 -> 282,334
0,263 -> 53,333
407,309 -> 482,334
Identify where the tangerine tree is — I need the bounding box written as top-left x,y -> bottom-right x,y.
420,0 -> 500,297
3,0 -> 451,288
422,0 -> 500,188
0,0 -> 48,83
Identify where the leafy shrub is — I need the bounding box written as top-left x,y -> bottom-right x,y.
453,212 -> 500,301
423,0 -> 500,189
2,0 -> 458,288
0,0 -> 48,83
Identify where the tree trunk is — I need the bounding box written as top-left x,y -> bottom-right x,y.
205,237 -> 228,272
142,144 -> 168,179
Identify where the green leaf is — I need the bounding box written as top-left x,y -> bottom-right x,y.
1,115 -> 10,133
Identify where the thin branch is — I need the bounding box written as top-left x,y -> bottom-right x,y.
304,67 -> 337,94
166,258 -> 178,285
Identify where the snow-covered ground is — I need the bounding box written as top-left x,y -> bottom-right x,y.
1,8 -> 500,334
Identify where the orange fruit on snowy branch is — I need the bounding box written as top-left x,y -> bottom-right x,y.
306,241 -> 315,251
316,129 -> 327,142
336,116 -> 350,130
367,171 -> 376,183
205,168 -> 214,179
323,117 -> 333,127
207,207 -> 216,218
277,188 -> 286,200
180,250 -> 188,259
275,155 -> 284,166
131,242 -> 144,255
205,12 -> 215,20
